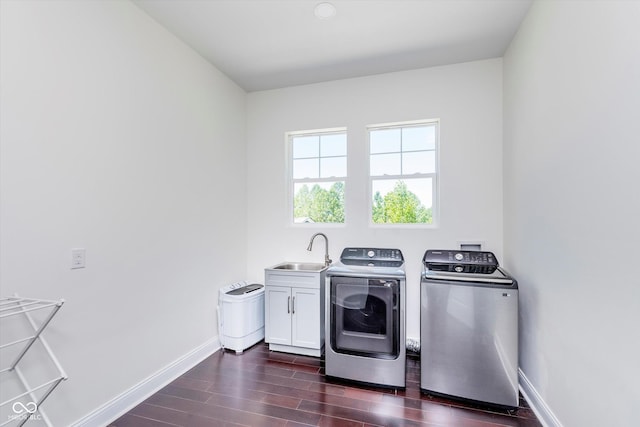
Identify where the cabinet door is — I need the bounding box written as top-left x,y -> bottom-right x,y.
291,288 -> 320,349
265,286 -> 292,346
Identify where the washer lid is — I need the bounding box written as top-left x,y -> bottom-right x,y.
226,283 -> 263,295
423,267 -> 516,286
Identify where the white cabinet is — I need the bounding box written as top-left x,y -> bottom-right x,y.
291,287 -> 321,349
264,285 -> 292,346
264,269 -> 325,357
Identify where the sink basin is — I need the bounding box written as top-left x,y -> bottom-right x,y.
270,262 -> 327,272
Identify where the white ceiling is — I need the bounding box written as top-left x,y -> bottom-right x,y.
133,0 -> 533,92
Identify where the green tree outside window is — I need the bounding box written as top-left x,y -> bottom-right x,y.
372,181 -> 432,224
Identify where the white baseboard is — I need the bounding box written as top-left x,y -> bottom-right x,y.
519,368 -> 563,427
70,337 -> 220,427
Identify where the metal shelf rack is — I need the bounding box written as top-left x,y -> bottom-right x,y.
0,296 -> 67,427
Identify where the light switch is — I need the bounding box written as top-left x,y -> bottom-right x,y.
71,248 -> 86,269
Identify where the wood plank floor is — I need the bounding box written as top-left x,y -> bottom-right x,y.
110,342 -> 541,426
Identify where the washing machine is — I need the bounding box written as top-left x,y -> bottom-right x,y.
420,249 -> 519,408
218,281 -> 265,353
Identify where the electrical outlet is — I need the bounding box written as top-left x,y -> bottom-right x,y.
71,248 -> 86,269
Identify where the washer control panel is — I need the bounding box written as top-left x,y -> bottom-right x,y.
423,249 -> 498,274
340,247 -> 404,267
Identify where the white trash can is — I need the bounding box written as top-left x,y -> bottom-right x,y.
217,281 -> 265,354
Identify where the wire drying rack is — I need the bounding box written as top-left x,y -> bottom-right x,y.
0,296 -> 67,427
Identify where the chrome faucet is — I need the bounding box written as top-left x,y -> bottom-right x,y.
307,233 -> 332,266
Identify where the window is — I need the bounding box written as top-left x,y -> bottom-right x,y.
369,120 -> 438,225
289,129 -> 347,224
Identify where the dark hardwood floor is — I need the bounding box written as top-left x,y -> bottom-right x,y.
110,342 -> 541,426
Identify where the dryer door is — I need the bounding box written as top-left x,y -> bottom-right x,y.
330,276 -> 400,358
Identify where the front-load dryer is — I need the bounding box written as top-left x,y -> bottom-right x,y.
325,248 -> 406,388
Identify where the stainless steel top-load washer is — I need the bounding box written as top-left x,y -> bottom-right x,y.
325,247 -> 406,388
420,249 -> 519,408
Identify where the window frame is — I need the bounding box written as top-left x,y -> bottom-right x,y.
367,119 -> 439,228
286,127 -> 348,226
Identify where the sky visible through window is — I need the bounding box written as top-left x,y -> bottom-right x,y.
292,133 -> 347,180
291,132 -> 347,223
369,124 -> 436,210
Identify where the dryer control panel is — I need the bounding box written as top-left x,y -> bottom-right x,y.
340,247 -> 404,267
423,250 -> 498,274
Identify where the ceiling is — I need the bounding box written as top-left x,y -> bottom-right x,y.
133,0 -> 533,92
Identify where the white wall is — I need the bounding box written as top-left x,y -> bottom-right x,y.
246,59 -> 504,339
503,1 -> 640,426
0,1 -> 246,425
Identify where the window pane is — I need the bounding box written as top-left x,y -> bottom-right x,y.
320,134 -> 347,156
293,158 -> 318,179
370,153 -> 400,176
291,129 -> 347,225
370,128 -> 401,154
371,178 -> 433,224
425,125 -> 436,150
402,126 -> 434,151
293,135 -> 319,158
402,151 -> 435,174
294,181 -> 345,223
320,157 -> 347,178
